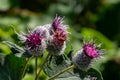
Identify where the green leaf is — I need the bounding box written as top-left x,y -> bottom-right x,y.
87,68 -> 103,80
43,54 -> 72,77
0,53 -> 25,80
3,41 -> 32,58
53,68 -> 85,80
3,41 -> 24,57
53,67 -> 103,80
3,41 -> 24,54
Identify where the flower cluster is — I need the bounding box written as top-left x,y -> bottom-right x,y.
20,15 -> 104,71
72,40 -> 104,70
21,16 -> 68,56
3,15 -> 105,80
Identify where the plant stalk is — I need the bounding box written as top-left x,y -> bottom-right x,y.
35,57 -> 38,80
19,57 -> 31,80
35,53 -> 50,80
48,65 -> 75,80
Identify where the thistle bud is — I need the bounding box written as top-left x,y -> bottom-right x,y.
23,26 -> 49,56
47,29 -> 67,55
50,16 -> 68,35
73,40 -> 104,70
24,32 -> 45,56
47,16 -> 69,55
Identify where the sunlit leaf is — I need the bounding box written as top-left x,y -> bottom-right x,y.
3,41 -> 25,53
3,41 -> 32,58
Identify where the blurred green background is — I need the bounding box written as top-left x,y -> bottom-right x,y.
0,0 -> 120,80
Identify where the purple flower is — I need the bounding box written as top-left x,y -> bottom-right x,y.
47,16 -> 69,55
83,42 -> 102,59
73,40 -> 104,70
53,29 -> 67,47
52,16 -> 64,30
23,26 -> 49,56
47,29 -> 67,55
51,16 -> 68,34
25,33 -> 43,51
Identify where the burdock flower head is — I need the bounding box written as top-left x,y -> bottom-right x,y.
23,26 -> 48,56
47,16 -> 68,55
50,16 -> 68,34
72,40 -> 104,70
33,26 -> 50,40
53,29 -> 67,47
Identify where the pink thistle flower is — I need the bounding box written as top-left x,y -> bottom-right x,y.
51,16 -> 68,34
83,42 -> 102,59
25,33 -> 43,51
47,15 -> 69,55
52,16 -> 63,30
47,29 -> 67,55
73,40 -> 104,70
53,29 -> 67,47
24,32 -> 46,56
23,26 -> 49,56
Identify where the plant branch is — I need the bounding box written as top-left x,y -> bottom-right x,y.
35,57 -> 38,80
48,65 -> 75,80
19,57 -> 31,80
35,53 -> 50,80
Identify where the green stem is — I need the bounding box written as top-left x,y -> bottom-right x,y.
35,57 -> 38,80
48,65 -> 75,80
19,58 -> 31,80
35,53 -> 50,80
